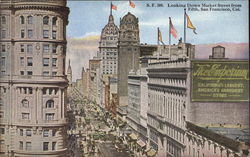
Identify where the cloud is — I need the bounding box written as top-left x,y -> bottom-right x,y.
83,31 -> 100,37
66,35 -> 99,81
140,18 -> 183,27
74,31 -> 101,39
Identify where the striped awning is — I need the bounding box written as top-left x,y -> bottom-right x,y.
137,139 -> 146,148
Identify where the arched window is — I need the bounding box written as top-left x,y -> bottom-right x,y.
43,16 -> 49,25
46,100 -> 54,108
20,16 -> 24,24
21,99 -> 29,108
1,16 -> 6,24
27,16 -> 33,24
52,17 -> 57,25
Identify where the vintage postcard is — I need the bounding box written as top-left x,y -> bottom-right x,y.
0,0 -> 249,157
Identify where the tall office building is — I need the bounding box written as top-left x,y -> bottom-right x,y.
0,0 -> 69,156
99,9 -> 119,77
118,12 -> 140,110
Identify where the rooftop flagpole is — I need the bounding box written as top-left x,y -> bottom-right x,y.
184,8 -> 187,58
184,8 -> 186,44
169,17 -> 171,60
110,2 -> 112,15
157,27 -> 160,60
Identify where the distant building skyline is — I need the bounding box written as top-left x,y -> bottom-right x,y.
66,1 -> 249,82
67,1 -> 249,44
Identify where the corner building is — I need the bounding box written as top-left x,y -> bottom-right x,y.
0,0 -> 69,156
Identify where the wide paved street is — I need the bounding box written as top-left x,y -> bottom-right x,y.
67,87 -> 135,157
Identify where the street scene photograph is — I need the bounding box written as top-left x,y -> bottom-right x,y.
0,0 -> 249,157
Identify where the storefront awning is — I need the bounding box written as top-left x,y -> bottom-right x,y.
129,133 -> 138,140
137,139 -> 146,148
146,148 -> 157,157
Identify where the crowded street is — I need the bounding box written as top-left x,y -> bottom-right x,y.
66,87 -> 141,157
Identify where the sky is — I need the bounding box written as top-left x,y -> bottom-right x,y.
67,0 -> 249,45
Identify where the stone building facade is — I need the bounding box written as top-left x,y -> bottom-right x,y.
118,12 -> 140,115
81,68 -> 90,99
127,57 -> 151,144
0,0 -> 69,156
126,45 -> 249,157
184,122 -> 248,157
147,58 -> 189,156
98,9 -> 119,109
88,58 -> 101,103
99,11 -> 119,77
127,73 -> 141,132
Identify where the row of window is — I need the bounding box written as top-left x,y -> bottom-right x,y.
103,52 -> 117,55
0,44 -> 59,54
21,99 -> 55,108
21,112 -> 55,121
18,128 -> 56,137
102,62 -> 117,65
20,29 -> 57,39
43,58 -> 57,67
103,66 -> 117,69
18,88 -> 58,96
43,88 -> 59,95
149,90 -> 185,125
102,57 -> 117,60
1,30 -> 58,39
19,57 -> 57,67
20,87 -> 33,95
20,71 -> 58,76
101,48 -> 117,52
19,16 -> 57,25
102,68 -> 117,72
102,71 -> 117,75
19,141 -> 56,151
20,44 -> 58,53
19,141 -> 32,151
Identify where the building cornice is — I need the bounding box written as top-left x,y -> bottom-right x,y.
1,4 -> 69,24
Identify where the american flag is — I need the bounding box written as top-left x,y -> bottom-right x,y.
170,18 -> 177,39
129,0 -> 135,8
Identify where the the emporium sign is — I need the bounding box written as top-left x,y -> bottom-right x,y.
191,60 -> 249,102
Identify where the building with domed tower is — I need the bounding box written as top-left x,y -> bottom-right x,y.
98,5 -> 119,109
99,6 -> 119,78
0,0 -> 69,156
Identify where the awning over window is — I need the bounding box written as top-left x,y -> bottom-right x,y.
129,133 -> 138,140
137,139 -> 146,148
146,148 -> 157,157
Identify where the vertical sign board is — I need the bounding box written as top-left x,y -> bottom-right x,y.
191,60 -> 249,102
